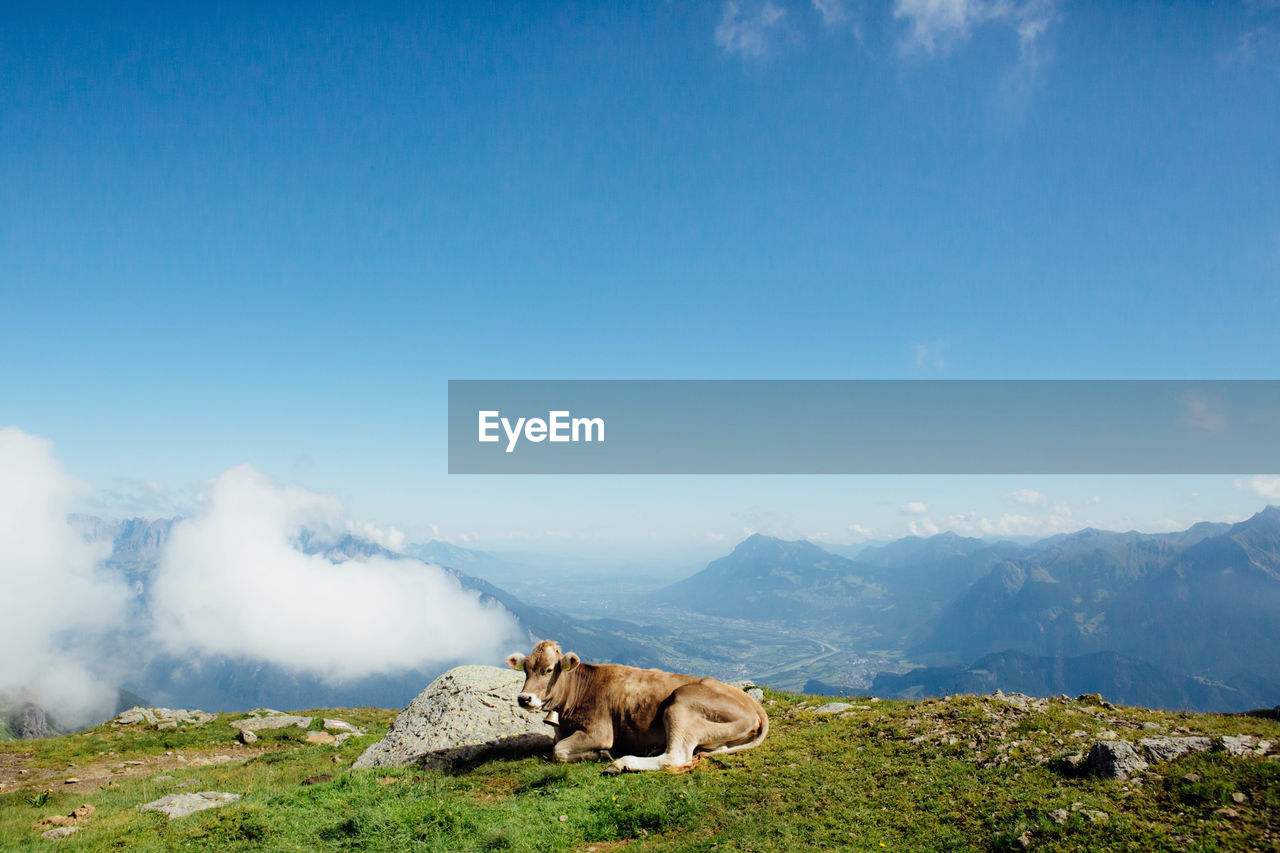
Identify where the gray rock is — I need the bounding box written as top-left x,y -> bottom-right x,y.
746,688 -> 764,702
238,729 -> 258,744
41,826 -> 80,840
1219,735 -> 1258,756
1137,736 -> 1211,763
1085,740 -> 1149,780
231,713 -> 312,732
17,704 -> 49,739
726,680 -> 756,691
812,702 -> 855,715
323,719 -> 363,733
991,690 -> 1047,712
112,707 -> 216,728
352,665 -> 552,770
139,791 -> 241,819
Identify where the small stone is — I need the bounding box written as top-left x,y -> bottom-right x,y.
41,827 -> 80,840
323,719 -> 362,733
1138,736 -> 1211,763
1183,773 -> 1201,782
231,714 -> 312,733
813,702 -> 855,715
559,814 -> 569,822
305,731 -> 337,745
1231,792 -> 1246,804
1086,810 -> 1109,824
1215,807 -> 1239,818
1049,809 -> 1068,825
1219,735 -> 1259,757
746,688 -> 764,702
63,778 -> 79,784
139,791 -> 241,819
70,805 -> 94,820
239,729 -> 258,744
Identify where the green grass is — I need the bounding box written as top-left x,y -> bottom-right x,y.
2,694 -> 1277,851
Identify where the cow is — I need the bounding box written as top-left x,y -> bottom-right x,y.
505,640 -> 769,775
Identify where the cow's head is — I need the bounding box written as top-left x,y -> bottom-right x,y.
506,640 -> 580,711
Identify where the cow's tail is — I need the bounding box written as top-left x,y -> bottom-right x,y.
704,703 -> 770,757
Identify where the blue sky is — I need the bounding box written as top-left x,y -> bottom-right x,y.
3,1 -> 1279,556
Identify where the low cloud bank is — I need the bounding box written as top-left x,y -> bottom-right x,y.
1,429 -> 523,725
0,428 -> 131,726
148,464 -> 520,681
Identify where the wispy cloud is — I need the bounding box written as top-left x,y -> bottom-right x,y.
812,0 -> 854,30
893,0 -> 1056,69
847,522 -> 876,540
1005,488 -> 1046,507
914,339 -> 948,372
1236,475 -> 1280,500
900,500 -> 929,514
715,1 -> 790,59
1180,392 -> 1228,433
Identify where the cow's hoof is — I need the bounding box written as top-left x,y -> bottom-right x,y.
601,764 -> 623,776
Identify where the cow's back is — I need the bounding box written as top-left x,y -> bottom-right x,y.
563,664 -> 702,754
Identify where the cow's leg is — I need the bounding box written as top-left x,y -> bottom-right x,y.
603,696 -> 703,775
604,682 -> 761,775
552,728 -> 613,764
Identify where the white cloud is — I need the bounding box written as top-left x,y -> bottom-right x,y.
0,428 -> 132,725
914,339 -> 948,372
812,0 -> 853,29
715,1 -> 789,59
1180,392 -> 1228,433
1005,488 -> 1046,507
901,501 -> 929,514
847,523 -> 875,540
908,517 -> 941,536
941,510 -> 1079,537
346,519 -> 406,553
893,0 -> 1055,60
1236,475 -> 1280,500
148,465 -> 520,682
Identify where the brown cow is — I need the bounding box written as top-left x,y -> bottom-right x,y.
505,640 -> 769,774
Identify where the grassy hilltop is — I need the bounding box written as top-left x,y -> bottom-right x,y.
1,692 -> 1277,852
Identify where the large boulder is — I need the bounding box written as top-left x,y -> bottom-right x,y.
353,665 -> 551,770
1084,739 -> 1149,780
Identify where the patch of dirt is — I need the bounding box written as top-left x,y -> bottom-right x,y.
0,743 -> 290,795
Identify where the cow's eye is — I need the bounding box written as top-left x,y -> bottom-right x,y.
544,667 -> 553,675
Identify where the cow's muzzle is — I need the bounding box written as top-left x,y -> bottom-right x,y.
517,693 -> 543,710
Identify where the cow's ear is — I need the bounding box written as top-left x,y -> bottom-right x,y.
561,652 -> 580,672
505,653 -> 526,671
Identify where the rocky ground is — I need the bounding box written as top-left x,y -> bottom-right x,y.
0,675 -> 1276,851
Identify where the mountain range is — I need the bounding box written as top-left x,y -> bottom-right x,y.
44,506 -> 1280,719
652,507 -> 1280,712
